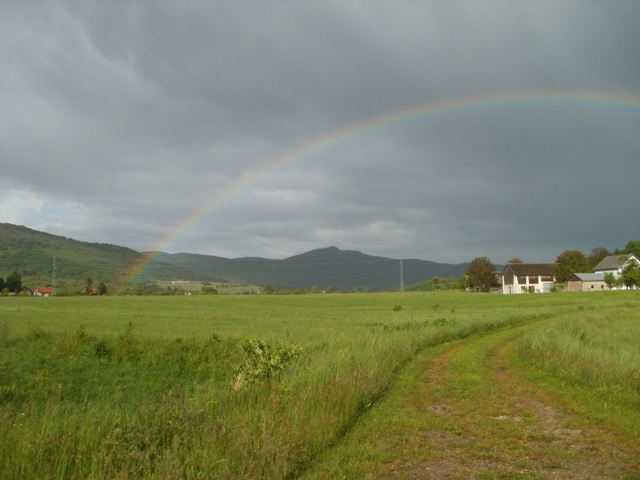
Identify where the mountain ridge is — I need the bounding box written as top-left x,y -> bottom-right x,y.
155,246 -> 468,290
1,223 -> 468,291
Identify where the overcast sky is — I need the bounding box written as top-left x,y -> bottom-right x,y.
2,1 -> 639,263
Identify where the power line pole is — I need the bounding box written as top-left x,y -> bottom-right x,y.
52,256 -> 57,296
400,258 -> 404,292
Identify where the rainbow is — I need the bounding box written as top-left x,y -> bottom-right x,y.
124,89 -> 640,286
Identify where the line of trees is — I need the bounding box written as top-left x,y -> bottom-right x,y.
0,271 -> 22,294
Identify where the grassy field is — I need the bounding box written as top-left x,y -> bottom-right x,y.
0,291 -> 638,478
302,297 -> 640,478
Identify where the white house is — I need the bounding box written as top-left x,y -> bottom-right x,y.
33,286 -> 54,297
593,254 -> 640,289
593,254 -> 640,275
501,263 -> 556,294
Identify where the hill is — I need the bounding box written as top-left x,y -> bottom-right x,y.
155,246 -> 468,291
0,223 -> 468,292
0,223 -> 213,293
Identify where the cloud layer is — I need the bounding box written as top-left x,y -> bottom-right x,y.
2,1 -> 639,263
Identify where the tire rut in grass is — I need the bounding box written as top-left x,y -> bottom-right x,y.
388,328 -> 640,479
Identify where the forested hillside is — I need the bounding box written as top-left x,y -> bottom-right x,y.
156,247 -> 468,291
1,224 -> 468,293
0,224 -> 211,293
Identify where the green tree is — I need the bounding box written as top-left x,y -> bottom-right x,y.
425,276 -> 440,290
0,277 -> 5,291
97,282 -> 108,296
506,257 -> 523,264
620,260 -> 640,289
262,284 -> 274,295
587,247 -> 611,268
554,250 -> 591,284
620,240 -> 640,258
201,285 -> 218,295
465,256 -> 496,292
6,271 -> 22,293
449,276 -> 465,290
603,272 -> 618,290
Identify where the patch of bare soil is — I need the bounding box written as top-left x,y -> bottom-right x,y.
388,334 -> 640,479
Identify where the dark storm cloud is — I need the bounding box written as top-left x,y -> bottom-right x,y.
1,1 -> 639,263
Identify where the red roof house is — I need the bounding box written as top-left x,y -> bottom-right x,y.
34,286 -> 54,297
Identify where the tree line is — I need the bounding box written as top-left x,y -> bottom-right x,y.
0,271 -> 23,294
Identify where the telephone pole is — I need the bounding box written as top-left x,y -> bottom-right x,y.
52,256 -> 57,296
400,258 -> 404,292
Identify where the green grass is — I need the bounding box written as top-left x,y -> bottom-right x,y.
514,298 -> 640,438
0,291 -> 639,479
301,292 -> 640,479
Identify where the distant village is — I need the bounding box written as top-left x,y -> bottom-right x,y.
0,273 -> 107,297
497,254 -> 640,294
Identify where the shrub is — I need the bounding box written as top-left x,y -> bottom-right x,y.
94,339 -> 114,360
232,339 -> 302,391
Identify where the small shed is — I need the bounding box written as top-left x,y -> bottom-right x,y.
567,273 -> 607,292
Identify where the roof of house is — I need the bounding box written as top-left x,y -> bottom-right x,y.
568,272 -> 605,282
35,286 -> 54,294
594,254 -> 639,271
501,263 -> 556,276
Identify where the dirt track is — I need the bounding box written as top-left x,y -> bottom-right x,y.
385,329 -> 640,479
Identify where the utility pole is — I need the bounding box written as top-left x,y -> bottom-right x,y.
400,258 -> 404,292
52,256 -> 57,296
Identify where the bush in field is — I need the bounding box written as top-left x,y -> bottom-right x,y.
94,339 -> 114,359
201,285 -> 218,295
232,338 -> 302,391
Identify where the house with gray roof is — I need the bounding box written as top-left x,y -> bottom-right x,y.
567,272 -> 607,292
593,254 -> 640,275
